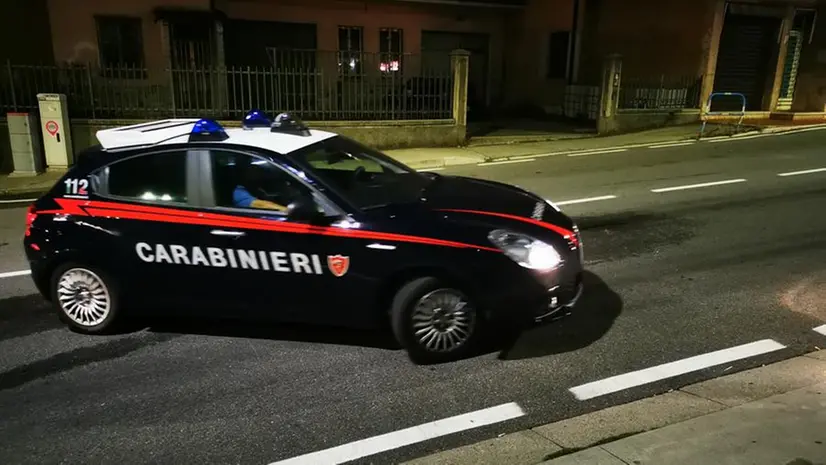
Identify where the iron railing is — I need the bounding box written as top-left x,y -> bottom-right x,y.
563,85 -> 600,121
0,51 -> 455,121
618,75 -> 703,110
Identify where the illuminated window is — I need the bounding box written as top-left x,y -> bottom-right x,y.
380,28 -> 403,74
338,26 -> 363,75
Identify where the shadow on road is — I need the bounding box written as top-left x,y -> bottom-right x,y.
0,272 -> 620,366
145,317 -> 400,351
496,271 -> 623,361
0,293 -> 62,340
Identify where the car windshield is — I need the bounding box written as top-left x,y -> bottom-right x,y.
287,135 -> 434,210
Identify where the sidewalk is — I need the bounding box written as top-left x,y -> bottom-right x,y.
385,122 -> 826,170
1,122 -> 824,201
402,351 -> 826,465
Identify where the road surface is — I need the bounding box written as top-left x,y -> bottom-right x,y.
1,130 -> 826,464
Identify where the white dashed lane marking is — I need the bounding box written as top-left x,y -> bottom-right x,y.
0,270 -> 30,279
268,402 -> 525,465
777,167 -> 826,177
650,178 -> 747,193
553,195 -> 618,206
813,325 -> 826,337
568,339 -> 787,401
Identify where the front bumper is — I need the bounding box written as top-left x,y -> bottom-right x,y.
534,271 -> 584,322
480,264 -> 584,327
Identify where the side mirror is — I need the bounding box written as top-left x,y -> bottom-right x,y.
286,195 -> 323,222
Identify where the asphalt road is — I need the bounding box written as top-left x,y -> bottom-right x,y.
2,130 -> 826,464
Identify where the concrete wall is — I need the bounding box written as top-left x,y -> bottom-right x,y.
0,0 -> 54,64
0,117 -> 462,174
599,109 -> 700,134
45,0 -> 512,106
501,0 -> 576,110
578,0 -> 712,84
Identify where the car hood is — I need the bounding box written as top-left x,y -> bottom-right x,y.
360,174 -> 578,251
423,175 -> 572,223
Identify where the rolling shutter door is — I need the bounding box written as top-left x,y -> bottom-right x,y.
713,13 -> 780,111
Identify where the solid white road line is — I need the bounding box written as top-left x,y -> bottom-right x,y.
554,195 -> 618,206
813,325 -> 826,336
777,167 -> 826,177
0,270 -> 31,279
568,339 -> 787,401
650,178 -> 747,193
418,167 -> 445,172
478,158 -> 536,166
0,198 -> 37,204
567,148 -> 627,157
267,402 -> 525,465
648,141 -> 695,149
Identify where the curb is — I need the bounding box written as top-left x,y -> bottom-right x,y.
402,349 -> 826,465
0,190 -> 46,203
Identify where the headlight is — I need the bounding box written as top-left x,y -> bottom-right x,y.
488,229 -> 562,270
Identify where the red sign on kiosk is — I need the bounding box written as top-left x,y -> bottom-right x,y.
45,120 -> 59,137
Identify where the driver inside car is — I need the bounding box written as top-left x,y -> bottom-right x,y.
233,162 -> 288,212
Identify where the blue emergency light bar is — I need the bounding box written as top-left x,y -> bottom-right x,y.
270,112 -> 311,137
188,118 -> 229,142
242,109 -> 272,128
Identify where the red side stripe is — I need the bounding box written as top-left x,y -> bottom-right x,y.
436,208 -> 578,246
46,198 -> 501,253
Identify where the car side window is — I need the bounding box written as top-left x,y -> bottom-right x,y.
303,143 -> 387,173
101,151 -> 188,203
210,150 -> 318,213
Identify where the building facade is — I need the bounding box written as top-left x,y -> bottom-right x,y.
2,0 -> 823,125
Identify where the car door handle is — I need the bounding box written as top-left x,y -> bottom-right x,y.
210,230 -> 245,237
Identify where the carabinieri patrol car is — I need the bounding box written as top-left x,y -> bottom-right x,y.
23,111 -> 584,364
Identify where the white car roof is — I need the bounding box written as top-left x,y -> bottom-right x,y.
94,118 -> 337,154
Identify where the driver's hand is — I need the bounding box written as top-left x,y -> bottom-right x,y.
250,199 -> 288,211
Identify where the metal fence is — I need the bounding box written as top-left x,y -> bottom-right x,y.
0,51 -> 456,121
618,75 -> 703,110
563,85 -> 601,121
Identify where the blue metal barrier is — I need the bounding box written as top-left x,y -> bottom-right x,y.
699,92 -> 747,139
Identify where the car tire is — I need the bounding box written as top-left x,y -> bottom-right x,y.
50,262 -> 121,334
390,277 -> 483,365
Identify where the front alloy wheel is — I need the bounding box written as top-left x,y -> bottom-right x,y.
411,289 -> 477,353
391,277 -> 482,364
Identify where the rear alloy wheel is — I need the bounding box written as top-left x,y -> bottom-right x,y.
391,277 -> 482,364
51,263 -> 120,334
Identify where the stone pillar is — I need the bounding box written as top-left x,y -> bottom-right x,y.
212,19 -> 228,116
700,0 -> 726,114
767,5 -> 796,111
450,49 -> 470,128
159,19 -> 176,116
597,53 -> 622,134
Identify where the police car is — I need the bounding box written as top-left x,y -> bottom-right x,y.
22,111 -> 584,364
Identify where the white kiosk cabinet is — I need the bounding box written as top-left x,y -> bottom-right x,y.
37,93 -> 74,170
7,112 -> 45,176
